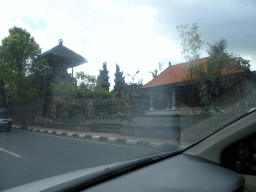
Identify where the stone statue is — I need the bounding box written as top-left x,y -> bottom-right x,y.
200,80 -> 210,105
213,84 -> 219,96
87,100 -> 93,110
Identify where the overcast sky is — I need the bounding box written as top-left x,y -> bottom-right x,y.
1,0 -> 256,90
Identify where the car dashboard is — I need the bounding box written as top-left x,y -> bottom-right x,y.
81,154 -> 244,192
221,133 -> 256,176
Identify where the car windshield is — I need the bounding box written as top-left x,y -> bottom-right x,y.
1,0 -> 256,191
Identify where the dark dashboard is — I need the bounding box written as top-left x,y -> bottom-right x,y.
222,133 -> 256,176
82,154 -> 244,192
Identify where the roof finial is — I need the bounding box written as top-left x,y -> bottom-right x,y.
58,39 -> 63,45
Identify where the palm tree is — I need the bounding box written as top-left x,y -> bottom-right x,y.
149,69 -> 158,79
207,39 -> 227,56
207,39 -> 229,113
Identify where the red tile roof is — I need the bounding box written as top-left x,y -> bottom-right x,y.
143,57 -> 209,88
143,56 -> 245,89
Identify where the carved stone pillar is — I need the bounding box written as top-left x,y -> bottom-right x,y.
166,94 -> 170,110
150,94 -> 154,110
172,90 -> 176,109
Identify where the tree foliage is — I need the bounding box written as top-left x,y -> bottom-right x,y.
49,72 -> 115,118
76,72 -> 97,91
207,39 -> 227,56
182,53 -> 250,85
0,26 -> 48,103
75,71 -> 113,98
177,23 -> 204,106
95,89 -> 115,98
177,23 -> 204,62
149,69 -> 158,79
49,81 -> 77,118
181,52 -> 250,108
1,27 -> 47,76
0,26 -> 48,129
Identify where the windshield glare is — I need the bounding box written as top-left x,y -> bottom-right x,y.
1,0 -> 256,190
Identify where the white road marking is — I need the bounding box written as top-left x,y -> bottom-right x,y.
78,134 -> 85,138
0,148 -> 22,157
126,140 -> 138,145
92,136 -> 100,140
107,137 -> 117,142
56,132 -> 63,135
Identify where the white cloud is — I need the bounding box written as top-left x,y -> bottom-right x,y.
0,0 -> 186,89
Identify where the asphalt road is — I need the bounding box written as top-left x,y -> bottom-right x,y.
0,130 -> 160,191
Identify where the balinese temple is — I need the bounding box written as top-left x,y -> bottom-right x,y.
39,39 -> 87,117
142,57 -> 250,115
39,39 -> 87,82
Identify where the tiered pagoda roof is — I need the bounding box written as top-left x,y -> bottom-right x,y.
39,39 -> 87,68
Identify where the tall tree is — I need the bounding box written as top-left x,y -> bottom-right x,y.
0,26 -> 48,129
114,64 -> 125,93
177,23 -> 204,107
177,23 -> 204,62
0,45 -> 7,108
207,38 -> 228,56
97,61 -> 110,91
1,27 -> 46,75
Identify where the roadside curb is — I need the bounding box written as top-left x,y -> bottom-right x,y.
12,126 -> 179,152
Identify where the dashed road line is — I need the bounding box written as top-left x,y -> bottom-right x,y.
0,148 -> 22,158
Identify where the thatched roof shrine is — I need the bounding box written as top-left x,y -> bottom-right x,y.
39,39 -> 87,68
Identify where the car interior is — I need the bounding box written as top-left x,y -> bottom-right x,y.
184,110 -> 256,192
42,110 -> 256,192
80,110 -> 256,192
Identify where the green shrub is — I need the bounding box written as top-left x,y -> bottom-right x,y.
95,89 -> 115,98
61,103 -> 74,118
